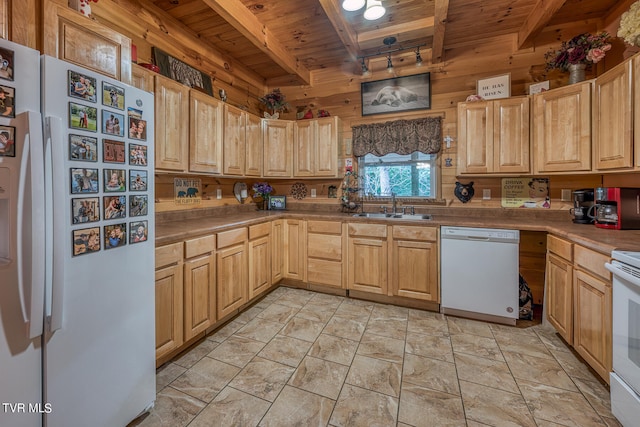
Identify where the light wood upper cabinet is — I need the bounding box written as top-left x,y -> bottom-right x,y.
306,220 -> 346,289
594,58 -> 633,171
532,81 -> 592,174
216,228 -> 248,319
390,226 -> 439,302
245,113 -> 263,177
294,117 -> 341,177
264,119 -> 294,177
43,2 -> 131,83
155,75 -> 189,172
458,97 -> 529,174
223,104 -> 247,176
294,120 -> 315,177
190,91 -> 224,174
131,64 -> 155,93
634,55 -> 640,170
347,223 -> 388,295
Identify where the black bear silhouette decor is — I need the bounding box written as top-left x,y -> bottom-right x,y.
454,181 -> 475,203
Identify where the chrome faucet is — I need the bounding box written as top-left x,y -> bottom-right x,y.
391,192 -> 397,215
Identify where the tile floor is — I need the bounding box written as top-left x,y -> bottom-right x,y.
133,286 -> 621,427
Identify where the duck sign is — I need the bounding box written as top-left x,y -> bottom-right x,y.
174,177 -> 201,205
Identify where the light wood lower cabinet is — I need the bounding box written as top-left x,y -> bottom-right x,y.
390,225 -> 438,302
183,235 -> 216,341
217,228 -> 248,319
347,223 -> 388,295
249,223 -> 271,299
284,219 -> 306,281
271,220 -> 284,284
306,220 -> 346,288
155,242 -> 184,362
546,252 -> 573,343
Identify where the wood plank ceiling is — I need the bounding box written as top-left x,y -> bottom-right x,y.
150,0 -> 627,86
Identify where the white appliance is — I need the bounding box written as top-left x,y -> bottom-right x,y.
0,39 -> 155,427
606,250 -> 640,427
441,226 -> 520,325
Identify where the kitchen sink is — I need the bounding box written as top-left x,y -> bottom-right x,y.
352,213 -> 432,220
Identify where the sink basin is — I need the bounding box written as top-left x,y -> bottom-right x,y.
352,213 -> 432,220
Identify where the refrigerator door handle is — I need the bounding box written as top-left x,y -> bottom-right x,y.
14,111 -> 46,339
45,116 -> 65,333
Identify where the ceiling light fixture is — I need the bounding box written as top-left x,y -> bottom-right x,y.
363,0 -> 386,20
360,58 -> 371,76
357,37 -> 425,76
386,54 -> 394,74
342,0 -> 365,11
415,47 -> 423,67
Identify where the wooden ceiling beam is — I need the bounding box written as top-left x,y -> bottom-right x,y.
432,0 -> 449,64
517,0 -> 568,49
358,17 -> 435,45
200,0 -> 311,85
317,0 -> 361,61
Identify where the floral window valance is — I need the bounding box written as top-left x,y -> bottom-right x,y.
352,117 -> 442,157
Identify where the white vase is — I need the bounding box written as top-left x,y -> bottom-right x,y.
568,63 -> 586,84
263,111 -> 279,119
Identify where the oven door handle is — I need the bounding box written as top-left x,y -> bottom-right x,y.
605,262 -> 640,288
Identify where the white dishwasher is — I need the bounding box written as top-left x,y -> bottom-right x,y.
440,226 -> 520,325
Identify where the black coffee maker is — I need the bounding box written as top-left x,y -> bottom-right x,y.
570,189 -> 595,224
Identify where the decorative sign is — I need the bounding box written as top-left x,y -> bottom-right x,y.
501,178 -> 550,209
174,177 -> 201,204
477,73 -> 510,100
529,81 -> 550,95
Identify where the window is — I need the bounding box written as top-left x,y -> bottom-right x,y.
359,151 -> 436,198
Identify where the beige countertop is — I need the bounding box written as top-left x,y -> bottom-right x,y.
156,208 -> 640,255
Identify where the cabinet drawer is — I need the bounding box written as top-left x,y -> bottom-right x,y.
348,223 -> 387,238
185,235 -> 215,259
574,245 -> 611,281
217,227 -> 248,248
392,225 -> 437,242
249,222 -> 271,240
156,242 -> 183,268
308,233 -> 342,260
308,220 -> 342,234
547,235 -> 573,261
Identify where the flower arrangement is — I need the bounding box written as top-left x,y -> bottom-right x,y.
544,32 -> 611,71
619,1 -> 640,46
252,182 -> 273,199
258,88 -> 290,113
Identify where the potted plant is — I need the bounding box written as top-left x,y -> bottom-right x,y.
258,88 -> 290,119
544,32 -> 611,84
252,182 -> 273,210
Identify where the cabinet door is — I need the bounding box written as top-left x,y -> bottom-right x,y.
245,113 -> 263,177
315,117 -> 340,177
533,82 -> 592,173
223,105 -> 246,176
271,219 -> 284,284
546,252 -> 573,344
284,219 -> 306,281
391,239 -> 438,302
594,59 -> 633,170
155,76 -> 189,171
155,264 -> 183,361
189,91 -> 223,174
633,55 -> 640,170
184,254 -> 216,340
131,64 -> 155,93
494,97 -> 530,173
249,236 -> 271,299
573,269 -> 612,383
457,101 -> 493,174
348,237 -> 388,295
294,120 -> 315,177
217,243 -> 248,319
264,119 -> 293,177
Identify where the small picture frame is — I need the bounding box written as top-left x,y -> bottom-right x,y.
129,169 -> 148,191
0,125 -> 16,157
102,82 -> 125,110
0,47 -> 15,81
71,197 -> 100,224
104,223 -> 126,250
129,195 -> 148,217
127,107 -> 142,119
72,226 -> 101,256
477,73 -> 511,100
528,80 -> 550,95
102,139 -> 125,163
102,110 -> 125,137
0,85 -> 15,118
103,168 -> 126,192
128,117 -> 147,141
129,220 -> 148,244
69,102 -> 97,132
268,195 -> 286,210
69,134 -> 97,162
68,70 -> 97,103
103,195 -> 126,220
129,143 -> 147,166
70,168 -> 99,194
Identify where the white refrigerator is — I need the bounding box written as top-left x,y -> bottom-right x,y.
0,39 -> 155,427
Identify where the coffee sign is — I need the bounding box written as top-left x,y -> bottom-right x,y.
477,73 -> 511,100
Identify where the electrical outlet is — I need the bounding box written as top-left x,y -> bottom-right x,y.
483,189 -> 491,200
216,189 -> 222,199
561,189 -> 572,201
311,188 -> 317,198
